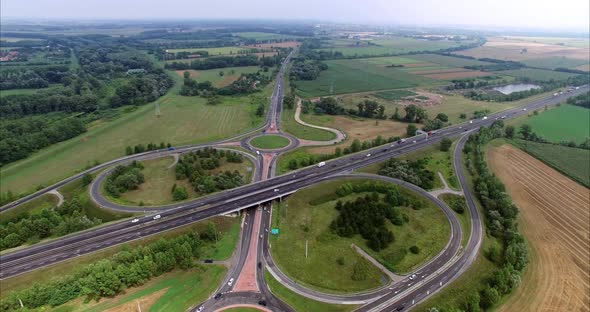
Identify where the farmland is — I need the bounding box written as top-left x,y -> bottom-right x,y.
270,178 -> 450,293
522,104 -> 590,144
294,57 -> 442,97
455,36 -> 590,61
176,66 -> 261,87
317,37 -> 479,57
511,139 -> 590,187
487,143 -> 590,312
0,82 -> 272,196
166,46 -> 255,55
494,68 -> 582,82
235,32 -> 302,41
521,57 -> 589,70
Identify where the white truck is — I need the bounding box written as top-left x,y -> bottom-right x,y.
317,161 -> 326,168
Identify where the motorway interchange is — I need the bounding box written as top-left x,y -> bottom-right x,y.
1,51 -> 588,311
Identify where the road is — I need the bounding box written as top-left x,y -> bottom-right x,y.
0,62 -> 587,312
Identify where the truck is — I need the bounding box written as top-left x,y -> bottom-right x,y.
317,161 -> 326,168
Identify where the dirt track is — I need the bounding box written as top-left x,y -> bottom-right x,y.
487,144 -> 589,312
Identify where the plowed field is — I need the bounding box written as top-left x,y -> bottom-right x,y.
487,144 -> 589,312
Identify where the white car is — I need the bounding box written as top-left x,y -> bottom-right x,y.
482,116 -> 488,120
196,306 -> 204,312
131,218 -> 139,223
153,215 -> 161,220
523,108 -> 527,111
409,274 -> 416,280
256,150 -> 260,155
366,153 -> 371,157
469,120 -> 473,124
412,140 -> 417,143
228,278 -> 234,286
274,188 -> 279,192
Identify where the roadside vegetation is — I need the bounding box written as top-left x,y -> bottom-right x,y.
0,217 -> 238,311
270,178 -> 450,294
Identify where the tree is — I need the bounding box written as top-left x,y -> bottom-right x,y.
82,174 -> 93,186
519,124 -> 532,139
505,125 -> 515,138
183,71 -> 190,79
391,107 -> 401,120
288,159 -> 298,170
350,139 -> 361,153
406,124 -> 417,136
172,185 -> 188,201
435,113 -> 449,122
256,103 -> 265,117
125,146 -> 133,155
440,138 -> 452,152
481,286 -> 500,308
459,113 -> 467,119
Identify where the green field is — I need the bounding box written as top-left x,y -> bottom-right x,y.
234,32 -> 301,40
373,89 -> 418,100
318,37 -> 477,57
180,66 -> 262,87
270,178 -> 450,293
250,135 -> 291,149
265,270 -> 357,312
523,104 -> 590,144
495,68 -> 582,81
116,156 -> 254,206
409,53 -> 492,67
295,58 -> 441,97
281,108 -> 337,141
167,46 -> 254,55
0,78 -> 271,196
521,57 -> 589,70
510,139 -> 590,187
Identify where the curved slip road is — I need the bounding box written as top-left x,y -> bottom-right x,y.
294,98 -> 347,146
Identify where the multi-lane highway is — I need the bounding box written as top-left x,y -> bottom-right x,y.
0,52 -> 587,311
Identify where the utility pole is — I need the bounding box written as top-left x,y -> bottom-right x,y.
305,240 -> 308,259
137,301 -> 142,312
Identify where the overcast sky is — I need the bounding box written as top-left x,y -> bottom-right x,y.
2,0 -> 589,32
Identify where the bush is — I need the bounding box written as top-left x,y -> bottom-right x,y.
409,245 -> 420,254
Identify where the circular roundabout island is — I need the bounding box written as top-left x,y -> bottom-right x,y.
249,134 -> 291,150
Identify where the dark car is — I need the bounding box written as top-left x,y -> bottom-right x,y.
258,262 -> 262,269
214,293 -> 222,300
395,305 -> 405,311
204,259 -> 213,263
258,300 -> 267,306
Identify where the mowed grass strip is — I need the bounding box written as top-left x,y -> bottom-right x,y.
495,68 -> 582,81
250,135 -> 291,149
0,82 -> 271,195
265,270 -> 358,312
510,139 -> 590,187
281,108 -> 337,141
524,104 -> 590,144
270,178 -> 450,294
294,58 -> 442,97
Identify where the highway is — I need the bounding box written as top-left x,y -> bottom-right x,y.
0,53 -> 587,311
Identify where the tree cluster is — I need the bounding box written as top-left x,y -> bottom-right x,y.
0,232 -> 206,311
104,161 -> 145,198
566,91 -> 589,108
378,158 -> 436,190
175,148 -> 245,194
0,198 -> 101,251
0,116 -> 86,165
165,55 -> 278,71
330,182 -> 408,251
125,142 -> 172,155
0,65 -> 70,90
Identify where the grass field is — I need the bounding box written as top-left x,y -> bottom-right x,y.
294,58 -> 441,97
502,36 -> 590,49
0,215 -> 239,294
49,266 -> 226,312
408,53 -> 492,67
177,66 -> 261,87
510,139 -> 590,187
0,194 -> 58,222
265,270 -> 358,312
317,37 -> 477,57
281,108 -> 337,141
520,104 -> 590,144
117,156 -> 254,206
270,178 -> 450,293
487,143 -> 590,312
521,57 -> 589,70
250,135 -> 291,149
373,89 -> 417,100
495,68 -> 582,82
0,79 -> 271,196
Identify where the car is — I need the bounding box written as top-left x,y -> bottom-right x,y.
523,108 -> 527,111
395,305 -> 405,311
366,153 -> 371,157
204,259 -> 213,263
256,150 -> 260,155
412,140 -> 416,143
258,262 -> 262,269
228,278 -> 234,286
482,116 -> 488,120
214,293 -> 222,300
265,229 -> 268,232
576,86 -> 580,90
458,126 -> 462,129
258,300 -> 267,306
274,188 -> 279,192
131,218 -> 139,223
196,306 -> 204,312
260,234 -> 263,239
382,148 -> 388,152
501,116 -> 507,119
409,274 -> 416,280
469,120 -> 473,124
153,215 -> 161,220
